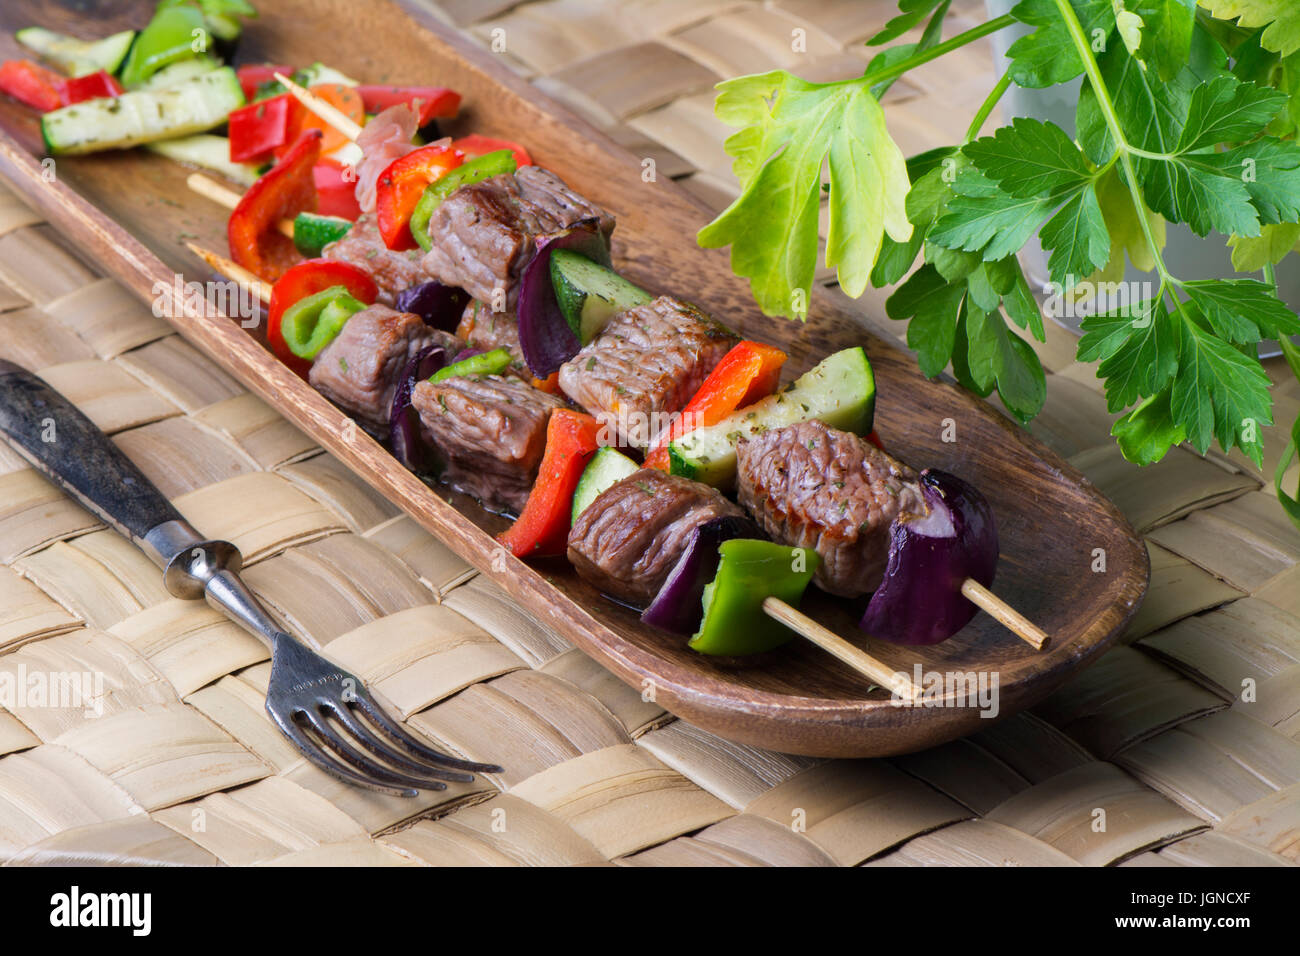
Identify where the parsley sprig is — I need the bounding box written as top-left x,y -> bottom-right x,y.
698,0 -> 1300,527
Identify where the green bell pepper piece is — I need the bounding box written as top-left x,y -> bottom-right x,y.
428,348 -> 513,383
120,4 -> 211,88
409,150 -> 517,251
689,539 -> 821,656
159,0 -> 258,43
280,286 -> 366,360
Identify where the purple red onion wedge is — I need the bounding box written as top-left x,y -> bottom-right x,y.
388,345 -> 447,471
394,282 -> 470,331
641,514 -> 764,635
858,468 -> 998,645
516,219 -> 610,377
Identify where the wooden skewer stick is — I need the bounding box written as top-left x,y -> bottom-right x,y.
185,242 -> 1049,661
187,172 -> 295,239
962,579 -> 1049,650
274,72 -> 363,142
762,597 -> 921,700
185,242 -> 271,304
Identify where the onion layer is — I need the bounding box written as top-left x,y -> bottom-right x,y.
641,514 -> 764,635
388,345 -> 447,471
395,282 -> 470,331
516,219 -> 610,377
858,468 -> 998,645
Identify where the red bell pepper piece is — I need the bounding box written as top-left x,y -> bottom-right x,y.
453,133 -> 532,169
267,258 -> 378,377
228,129 -> 322,283
0,60 -> 66,112
355,85 -> 460,126
644,340 -> 787,470
498,410 -> 603,557
865,431 -> 884,451
61,70 -> 123,105
374,143 -> 462,250
236,64 -> 294,101
228,94 -> 293,163
313,157 -> 362,220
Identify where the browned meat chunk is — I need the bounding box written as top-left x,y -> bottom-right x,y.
419,166 -> 615,308
735,420 -> 927,597
567,469 -> 745,606
455,299 -> 529,378
411,373 -> 567,513
557,296 -> 737,449
309,304 -> 460,437
323,213 -> 424,306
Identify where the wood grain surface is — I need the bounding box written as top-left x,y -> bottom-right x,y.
0,0 -> 1148,757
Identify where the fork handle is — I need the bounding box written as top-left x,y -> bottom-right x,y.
0,362 -> 254,607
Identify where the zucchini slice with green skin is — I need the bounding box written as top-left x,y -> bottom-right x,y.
668,347 -> 876,488
549,250 -> 653,344
41,66 -> 246,155
137,56 -> 223,91
293,213 -> 354,257
571,446 -> 639,523
15,27 -> 136,77
145,134 -> 262,187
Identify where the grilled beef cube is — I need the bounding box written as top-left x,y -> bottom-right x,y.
323,213 -> 424,306
735,420 -> 927,597
567,469 -> 745,606
309,305 -> 461,437
419,166 -> 615,309
455,299 -> 530,378
557,296 -> 737,449
411,373 -> 567,513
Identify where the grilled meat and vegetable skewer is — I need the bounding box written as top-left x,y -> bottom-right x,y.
169,61 -> 1048,683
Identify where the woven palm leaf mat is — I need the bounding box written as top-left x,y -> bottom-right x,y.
0,0 -> 1296,867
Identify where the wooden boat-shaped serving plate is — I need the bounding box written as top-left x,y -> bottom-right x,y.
0,0 -> 1147,758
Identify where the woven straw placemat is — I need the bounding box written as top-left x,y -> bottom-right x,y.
0,0 -> 1296,866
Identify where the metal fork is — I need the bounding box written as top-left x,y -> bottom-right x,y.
0,360 -> 501,796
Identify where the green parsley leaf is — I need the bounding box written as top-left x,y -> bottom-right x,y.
871,147 -> 962,287
1038,184 -> 1111,285
965,302 -> 1047,423
1138,147 -> 1262,237
1198,0 -> 1300,57
1088,164 -> 1165,284
1228,222 -> 1300,271
1233,137 -> 1300,224
1001,262 -> 1046,341
1006,0 -> 1116,88
1094,300 -> 1179,413
1112,385 -> 1187,465
866,0 -> 949,46
698,71 -> 911,317
866,1 -> 950,98
928,167 -> 1056,261
1176,76 -> 1288,151
963,117 -> 1093,198
885,264 -> 965,378
927,243 -> 982,282
1183,278 -> 1300,340
950,307 -> 995,398
1171,314 -> 1273,464
1134,0 -> 1196,81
